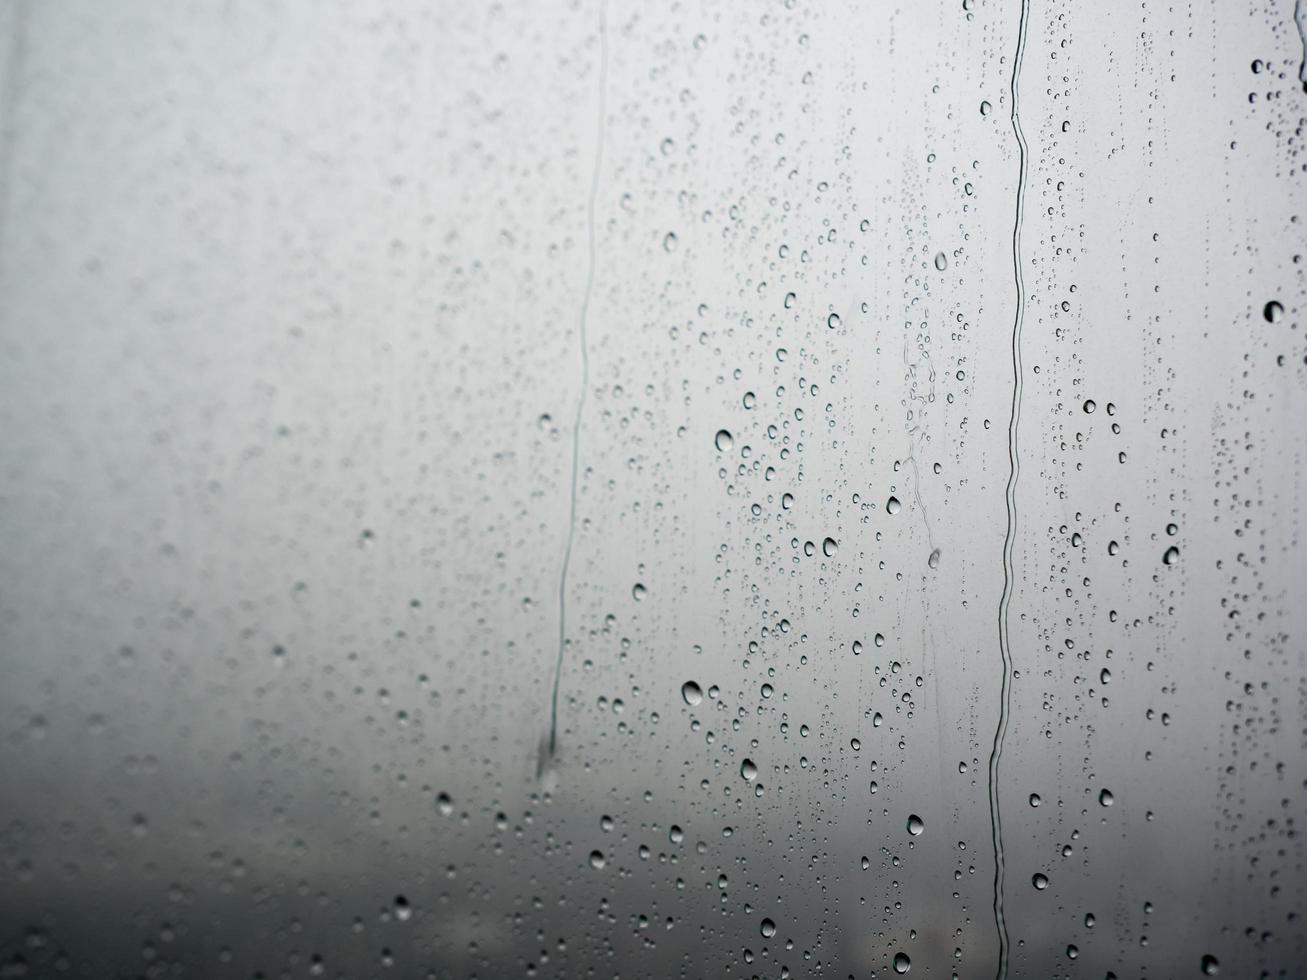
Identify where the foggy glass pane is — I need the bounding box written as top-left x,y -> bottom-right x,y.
0,1 -> 1304,977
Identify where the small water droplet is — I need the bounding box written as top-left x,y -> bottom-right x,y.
681,681 -> 703,706
743,391 -> 756,409
663,231 -> 678,252
393,896 -> 411,922
714,429 -> 733,452
589,850 -> 606,870
669,824 -> 683,843
436,792 -> 454,816
827,312 -> 842,329
632,582 -> 647,601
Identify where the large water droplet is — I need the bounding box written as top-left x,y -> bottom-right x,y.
1083,399 -> 1096,414
1162,545 -> 1180,566
740,758 -> 758,781
1032,872 -> 1049,890
1263,300 -> 1283,323
827,312 -> 842,329
934,251 -> 948,271
436,792 -> 454,816
886,495 -> 902,515
1098,788 -> 1114,807
632,582 -> 647,601
822,536 -> 838,557
906,814 -> 924,836
893,951 -> 912,974
927,548 -> 940,569
714,429 -> 733,452
1201,954 -> 1220,975
589,850 -> 606,870
760,918 -> 776,938
681,681 -> 703,706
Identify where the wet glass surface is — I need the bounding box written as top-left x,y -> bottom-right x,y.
1,2 -> 1305,977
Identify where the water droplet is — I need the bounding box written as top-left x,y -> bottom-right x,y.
1100,668 -> 1111,684
669,824 -> 683,843
980,100 -> 992,116
681,681 -> 703,706
1201,954 -> 1220,975
663,231 -> 678,252
760,683 -> 773,699
1083,399 -> 1096,414
927,548 -> 940,569
893,951 -> 912,974
886,495 -> 901,515
827,312 -> 842,330
1263,300 -> 1283,323
1033,872 -> 1049,890
1098,788 -> 1114,807
714,429 -> 733,452
1029,793 -> 1041,807
760,918 -> 776,938
589,850 -> 606,870
740,759 -> 758,781
742,391 -> 756,409
393,896 -> 411,922
934,251 -> 948,271
1162,545 -> 1180,566
906,814 -> 924,836
822,536 -> 838,557
632,582 -> 647,601
436,792 -> 454,816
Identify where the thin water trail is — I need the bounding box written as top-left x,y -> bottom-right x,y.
546,0 -> 609,765
1296,0 -> 1307,92
988,0 -> 1029,977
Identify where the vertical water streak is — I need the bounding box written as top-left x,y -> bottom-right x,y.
988,0 -> 1030,977
1296,0 -> 1307,92
547,0 -> 609,761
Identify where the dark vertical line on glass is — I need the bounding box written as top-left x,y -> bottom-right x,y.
988,0 -> 1029,977
1295,0 -> 1307,92
547,0 -> 608,760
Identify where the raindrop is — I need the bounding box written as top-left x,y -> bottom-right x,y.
393,896 -> 411,922
827,312 -> 842,330
1083,399 -> 1096,414
893,951 -> 912,974
740,759 -> 758,781
632,583 -> 647,601
822,536 -> 838,557
714,429 -> 734,452
980,100 -> 992,116
1029,793 -> 1041,807
436,792 -> 454,816
1162,546 -> 1180,566
1201,954 -> 1220,975
927,548 -> 940,569
589,850 -> 606,870
934,251 -> 948,271
1032,872 -> 1049,890
681,681 -> 703,706
760,918 -> 776,938
1263,300 -> 1283,323
663,231 -> 678,252
1098,788 -> 1114,807
743,391 -> 756,409
906,814 -> 924,837
886,495 -> 901,515
669,825 -> 684,844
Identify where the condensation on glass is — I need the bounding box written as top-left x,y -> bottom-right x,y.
0,1 -> 1303,977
